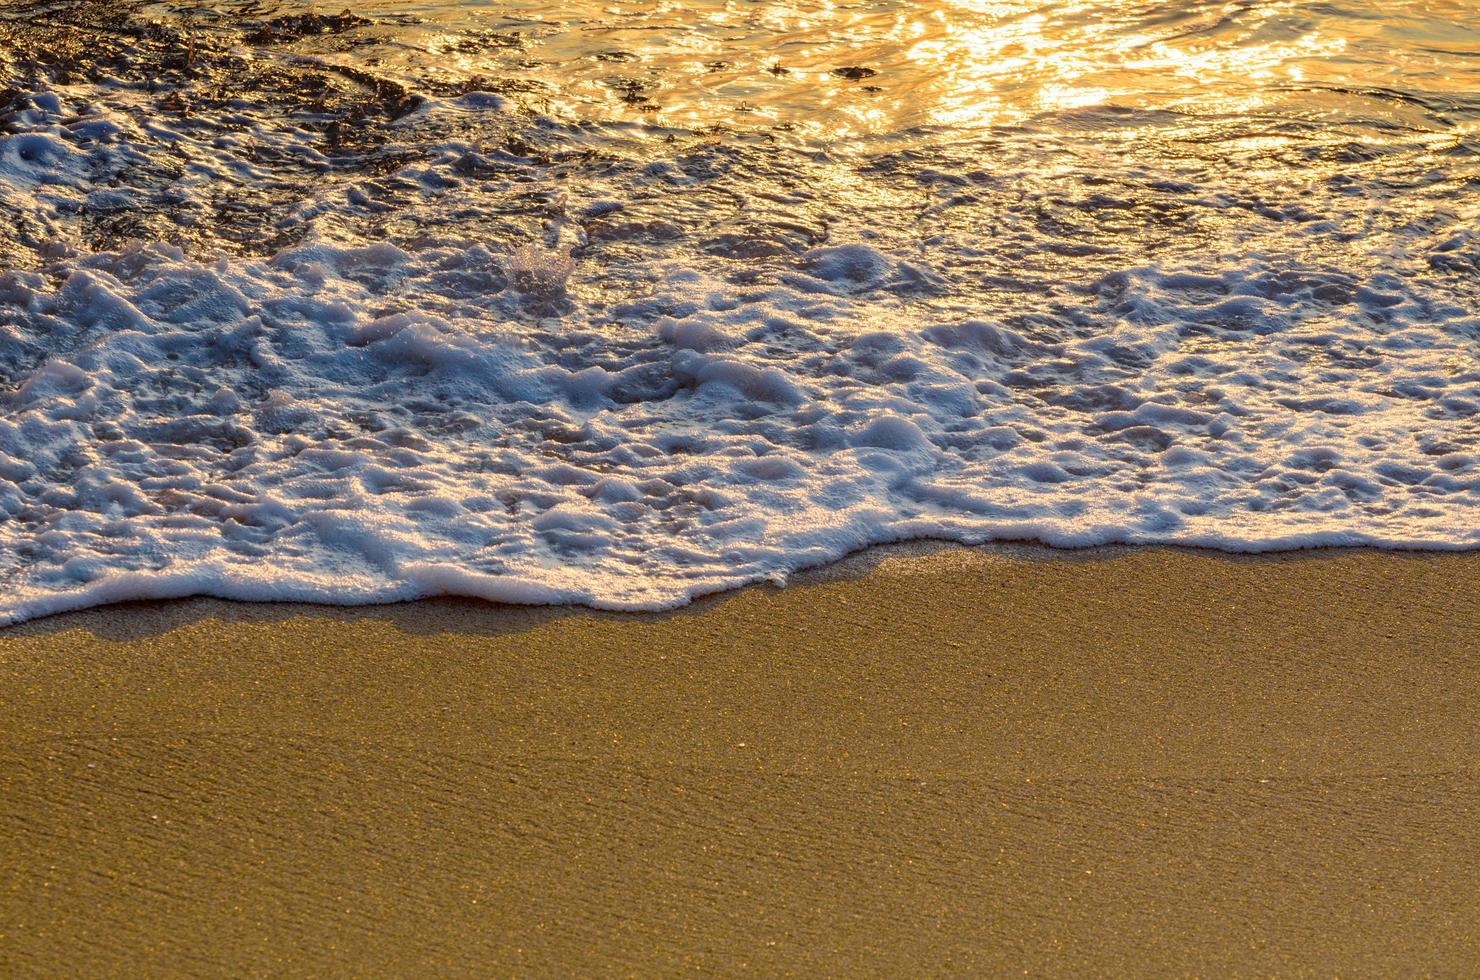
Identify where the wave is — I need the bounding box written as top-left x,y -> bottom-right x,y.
1,1 -> 1478,624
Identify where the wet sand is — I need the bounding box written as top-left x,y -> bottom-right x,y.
2,543 -> 1478,974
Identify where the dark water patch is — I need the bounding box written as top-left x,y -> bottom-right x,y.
247,10 -> 372,44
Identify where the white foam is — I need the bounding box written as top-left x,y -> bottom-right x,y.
1,8 -> 1478,625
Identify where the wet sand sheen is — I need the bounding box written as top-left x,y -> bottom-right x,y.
2,544 -> 1478,974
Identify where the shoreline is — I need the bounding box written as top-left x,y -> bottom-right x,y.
3,542 -> 1478,973
8,534 -> 1480,631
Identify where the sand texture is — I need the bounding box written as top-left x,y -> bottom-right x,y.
2,544 -> 1478,975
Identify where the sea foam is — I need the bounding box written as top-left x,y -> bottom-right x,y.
1,3 -> 1477,624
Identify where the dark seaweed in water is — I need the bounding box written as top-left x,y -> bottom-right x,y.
247,10 -> 372,44
0,1 -> 425,264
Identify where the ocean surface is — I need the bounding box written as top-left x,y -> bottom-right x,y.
0,0 -> 1477,623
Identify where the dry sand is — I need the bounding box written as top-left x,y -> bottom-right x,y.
1,543 -> 1477,975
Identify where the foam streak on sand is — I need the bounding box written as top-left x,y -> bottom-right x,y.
1,1 -> 1479,623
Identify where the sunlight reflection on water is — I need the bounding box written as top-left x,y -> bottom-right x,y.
145,0 -> 1480,138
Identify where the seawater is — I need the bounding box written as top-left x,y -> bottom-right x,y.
0,0 -> 1477,623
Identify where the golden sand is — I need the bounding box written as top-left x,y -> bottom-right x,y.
2,544 -> 1477,974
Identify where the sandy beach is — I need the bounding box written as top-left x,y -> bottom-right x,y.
2,543 -> 1477,974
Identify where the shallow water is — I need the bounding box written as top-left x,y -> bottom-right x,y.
141,0 -> 1480,136
0,1 -> 1477,622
